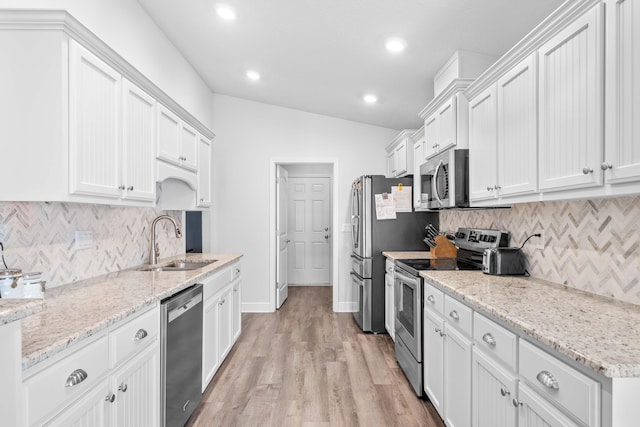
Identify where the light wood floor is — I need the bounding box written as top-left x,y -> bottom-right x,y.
188,286 -> 445,427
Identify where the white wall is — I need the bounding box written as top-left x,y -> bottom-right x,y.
210,94 -> 397,311
2,0 -> 212,128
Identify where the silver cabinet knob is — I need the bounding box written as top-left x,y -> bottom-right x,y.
118,185 -> 125,190
494,184 -> 501,190
449,310 -> 459,321
536,370 -> 559,389
482,332 -> 497,346
127,186 -> 134,191
486,186 -> 493,191
200,198 -> 204,202
219,299 -> 226,306
105,392 -> 116,403
118,382 -> 128,392
601,162 -> 613,170
134,328 -> 148,341
65,369 -> 88,387
512,398 -> 523,408
285,239 -> 291,243
426,295 -> 435,304
500,387 -> 510,397
582,167 -> 593,174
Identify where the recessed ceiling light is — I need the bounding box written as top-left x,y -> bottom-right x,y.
246,70 -> 260,81
385,38 -> 406,53
216,4 -> 236,21
363,94 -> 378,104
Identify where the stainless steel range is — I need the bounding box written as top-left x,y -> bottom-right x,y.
394,227 -> 509,396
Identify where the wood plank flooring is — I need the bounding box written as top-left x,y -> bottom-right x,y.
188,286 -> 444,427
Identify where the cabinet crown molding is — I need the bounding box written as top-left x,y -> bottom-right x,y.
386,129 -> 417,151
0,9 -> 215,140
418,79 -> 474,120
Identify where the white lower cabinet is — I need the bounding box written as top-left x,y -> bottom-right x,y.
46,378 -> 112,427
472,346 -> 518,427
517,382 -> 579,427
423,310 -> 444,414
384,258 -> 395,340
202,262 -> 242,392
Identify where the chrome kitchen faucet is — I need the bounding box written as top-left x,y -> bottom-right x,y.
149,215 -> 182,265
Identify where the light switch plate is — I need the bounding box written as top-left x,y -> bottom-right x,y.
75,231 -> 93,250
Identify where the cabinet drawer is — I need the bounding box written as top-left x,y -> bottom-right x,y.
231,262 -> 241,281
110,306 -> 159,367
25,335 -> 109,424
423,282 -> 444,316
444,295 -> 472,337
203,268 -> 230,300
473,312 -> 517,371
385,259 -> 395,275
519,339 -> 600,426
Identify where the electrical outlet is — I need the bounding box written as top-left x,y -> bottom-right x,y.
75,231 -> 93,250
529,230 -> 544,251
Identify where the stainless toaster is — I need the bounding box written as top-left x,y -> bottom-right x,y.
482,247 -> 527,275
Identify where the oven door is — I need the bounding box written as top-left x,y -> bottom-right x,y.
394,269 -> 422,362
351,271 -> 371,332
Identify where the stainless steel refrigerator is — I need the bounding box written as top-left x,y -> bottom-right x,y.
350,175 -> 438,333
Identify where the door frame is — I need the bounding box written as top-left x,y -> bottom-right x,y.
269,158 -> 339,312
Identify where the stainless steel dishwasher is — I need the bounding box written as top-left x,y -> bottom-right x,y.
161,284 -> 203,427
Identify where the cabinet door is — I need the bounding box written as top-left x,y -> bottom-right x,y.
517,382 -> 580,427
538,4 -> 604,191
202,296 -> 220,391
46,378 -> 111,427
157,104 -> 181,165
180,123 -> 198,172
112,344 -> 159,427
69,40 -> 121,198
423,310 -> 444,416
232,279 -> 241,343
394,140 -> 408,176
468,86 -> 498,201
604,0 -> 640,184
384,272 -> 395,340
472,347 -> 518,427
218,285 -> 234,361
121,79 -> 156,202
497,53 -> 538,197
413,141 -> 424,208
424,114 -> 438,159
443,323 -> 472,427
386,151 -> 396,177
197,136 -> 212,207
437,96 -> 457,152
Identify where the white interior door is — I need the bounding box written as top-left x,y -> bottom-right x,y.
288,177 -> 331,285
276,166 -> 289,309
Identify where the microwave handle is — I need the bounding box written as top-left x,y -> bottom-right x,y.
433,159 -> 445,207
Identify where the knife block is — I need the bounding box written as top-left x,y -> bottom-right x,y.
430,235 -> 458,258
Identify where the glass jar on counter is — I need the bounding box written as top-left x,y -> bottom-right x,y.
0,268 -> 23,298
21,272 -> 46,298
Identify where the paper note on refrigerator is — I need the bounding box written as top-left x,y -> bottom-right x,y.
375,193 -> 396,220
392,186 -> 412,212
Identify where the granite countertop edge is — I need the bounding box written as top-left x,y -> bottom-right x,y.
21,253 -> 243,370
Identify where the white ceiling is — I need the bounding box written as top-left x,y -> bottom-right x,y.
137,0 -> 564,130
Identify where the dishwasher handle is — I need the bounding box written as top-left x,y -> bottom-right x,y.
167,291 -> 203,323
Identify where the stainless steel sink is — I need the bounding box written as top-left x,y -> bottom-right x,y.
137,259 -> 217,272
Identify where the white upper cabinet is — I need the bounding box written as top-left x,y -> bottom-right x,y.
69,40 -> 122,199
424,114 -> 438,160
180,123 -> 198,172
412,128 -> 426,209
197,136 -> 212,207
436,97 -> 457,153
497,53 -> 538,197
157,103 -> 199,173
468,86 -> 498,202
385,130 -> 415,178
604,0 -> 640,185
121,79 -> 156,202
538,4 -> 604,192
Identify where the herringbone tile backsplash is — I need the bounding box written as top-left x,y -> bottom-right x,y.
0,202 -> 184,289
440,196 -> 640,305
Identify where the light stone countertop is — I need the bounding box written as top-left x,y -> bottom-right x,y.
0,299 -> 45,326
382,251 -> 434,261
21,253 -> 242,370
420,270 -> 640,378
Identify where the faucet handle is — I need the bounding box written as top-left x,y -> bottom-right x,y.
154,243 -> 160,258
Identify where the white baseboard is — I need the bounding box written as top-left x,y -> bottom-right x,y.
241,302 -> 273,313
289,283 -> 332,287
335,301 -> 357,312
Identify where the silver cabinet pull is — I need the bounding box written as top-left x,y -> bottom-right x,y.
118,382 -> 128,392
127,186 -> 134,191
536,370 -> 559,389
219,299 -> 226,306
500,387 -> 510,397
434,328 -> 441,334
118,185 -> 125,190
134,328 -> 148,341
482,332 -> 496,346
449,310 -> 459,321
512,398 -> 523,408
582,167 -> 593,174
65,369 -> 88,387
494,184 -> 501,190
486,186 -> 493,191
426,295 -> 435,304
105,392 -> 116,403
601,162 -> 613,170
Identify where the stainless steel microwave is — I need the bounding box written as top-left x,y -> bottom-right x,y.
419,148 -> 469,209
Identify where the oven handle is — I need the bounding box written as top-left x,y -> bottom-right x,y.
395,269 -> 421,287
433,159 -> 445,207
